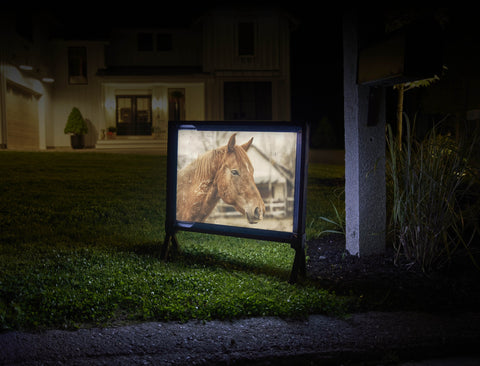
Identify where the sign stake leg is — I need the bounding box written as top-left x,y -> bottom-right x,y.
161,233 -> 178,260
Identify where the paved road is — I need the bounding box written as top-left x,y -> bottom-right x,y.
2,149 -> 479,364
399,357 -> 480,365
1,311 -> 480,365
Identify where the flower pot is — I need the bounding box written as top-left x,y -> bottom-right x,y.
70,134 -> 85,149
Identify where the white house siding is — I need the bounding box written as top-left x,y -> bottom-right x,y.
202,15 -> 282,71
0,5 -> 293,150
5,82 -> 39,149
50,41 -> 106,148
0,64 -> 52,150
97,24 -> 206,144
101,80 -> 205,139
202,8 -> 292,121
105,28 -> 202,68
0,11 -> 57,150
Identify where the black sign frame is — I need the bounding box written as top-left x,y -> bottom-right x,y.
162,120 -> 309,283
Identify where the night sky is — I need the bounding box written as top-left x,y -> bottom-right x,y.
288,6 -> 344,145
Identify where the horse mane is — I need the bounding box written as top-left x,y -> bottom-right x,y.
188,147 -> 226,182
183,140 -> 253,183
237,144 -> 254,172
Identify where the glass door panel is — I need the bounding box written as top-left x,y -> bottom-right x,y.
135,96 -> 152,135
117,96 -> 133,135
116,95 -> 152,136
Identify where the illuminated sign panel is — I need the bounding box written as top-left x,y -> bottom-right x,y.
163,121 -> 309,282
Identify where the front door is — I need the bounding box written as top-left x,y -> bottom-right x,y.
116,95 -> 152,136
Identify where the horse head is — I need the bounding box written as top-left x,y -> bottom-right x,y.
216,134 -> 266,224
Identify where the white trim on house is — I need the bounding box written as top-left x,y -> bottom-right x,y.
1,6 -> 293,151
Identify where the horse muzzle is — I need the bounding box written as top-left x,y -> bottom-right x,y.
246,205 -> 264,224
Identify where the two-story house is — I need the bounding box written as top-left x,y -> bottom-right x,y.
0,5 -> 295,152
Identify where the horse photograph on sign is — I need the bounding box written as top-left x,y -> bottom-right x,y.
163,121 -> 309,282
176,130 -> 297,232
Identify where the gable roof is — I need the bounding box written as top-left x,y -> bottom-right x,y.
248,145 -> 292,185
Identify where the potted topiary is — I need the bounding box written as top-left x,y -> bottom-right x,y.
107,126 -> 117,139
64,107 -> 88,149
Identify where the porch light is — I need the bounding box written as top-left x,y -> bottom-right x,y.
19,64 -> 33,71
105,98 -> 115,110
152,97 -> 166,110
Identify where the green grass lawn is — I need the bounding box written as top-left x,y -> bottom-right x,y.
0,151 -> 346,331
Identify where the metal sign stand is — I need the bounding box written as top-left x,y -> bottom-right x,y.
289,237 -> 306,284
161,120 -> 309,284
161,230 -> 178,260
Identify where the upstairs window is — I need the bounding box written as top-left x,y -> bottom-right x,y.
68,47 -> 87,84
137,33 -> 173,52
238,22 -> 255,56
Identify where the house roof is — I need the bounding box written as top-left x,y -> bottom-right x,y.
96,66 -> 204,77
248,145 -> 291,185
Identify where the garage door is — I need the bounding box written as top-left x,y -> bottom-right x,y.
6,82 -> 39,149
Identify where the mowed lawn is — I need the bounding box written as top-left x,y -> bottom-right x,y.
0,151 -> 347,330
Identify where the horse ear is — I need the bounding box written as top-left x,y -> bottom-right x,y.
228,134 -> 236,152
241,137 -> 253,151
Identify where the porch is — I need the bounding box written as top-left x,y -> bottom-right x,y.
95,136 -> 167,154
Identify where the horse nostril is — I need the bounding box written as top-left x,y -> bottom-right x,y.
254,207 -> 262,219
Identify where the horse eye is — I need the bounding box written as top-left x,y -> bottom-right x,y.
231,169 -> 239,176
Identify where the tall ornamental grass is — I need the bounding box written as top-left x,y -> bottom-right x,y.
386,118 -> 479,272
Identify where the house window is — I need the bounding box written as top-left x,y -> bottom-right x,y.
157,33 -> 172,51
224,82 -> 272,120
138,33 -> 154,51
238,22 -> 255,56
68,47 -> 87,84
138,33 -> 173,52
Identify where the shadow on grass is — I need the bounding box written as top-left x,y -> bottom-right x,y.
125,241 -> 293,282
307,177 -> 345,187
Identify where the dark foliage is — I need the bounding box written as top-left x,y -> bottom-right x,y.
307,234 -> 480,313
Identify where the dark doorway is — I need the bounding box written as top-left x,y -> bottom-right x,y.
116,95 -> 152,136
224,82 -> 272,120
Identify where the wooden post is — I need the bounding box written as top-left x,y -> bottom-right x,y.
343,11 -> 386,256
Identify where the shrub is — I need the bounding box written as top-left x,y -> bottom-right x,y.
64,107 -> 88,135
386,117 -> 479,272
310,116 -> 338,149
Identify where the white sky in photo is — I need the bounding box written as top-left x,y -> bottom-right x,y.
177,130 -> 297,171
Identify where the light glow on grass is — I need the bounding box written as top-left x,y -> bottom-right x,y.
0,152 -> 348,330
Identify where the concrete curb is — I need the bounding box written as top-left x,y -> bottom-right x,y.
1,311 -> 480,365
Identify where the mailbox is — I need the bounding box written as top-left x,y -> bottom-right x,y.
358,18 -> 443,86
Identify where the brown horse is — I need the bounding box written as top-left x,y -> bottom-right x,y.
176,133 -> 265,224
